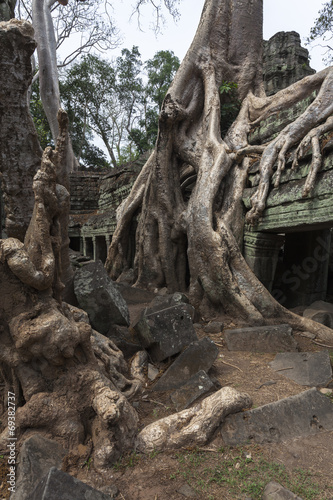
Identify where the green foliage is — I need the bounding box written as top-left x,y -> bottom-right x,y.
308,0 -> 333,65
113,451 -> 141,471
30,48 -> 180,168
219,81 -> 241,137
146,50 -> 180,110
60,53 -> 115,168
171,448 -> 328,499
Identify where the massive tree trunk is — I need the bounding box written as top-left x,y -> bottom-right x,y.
106,0 -> 333,343
0,21 -> 140,467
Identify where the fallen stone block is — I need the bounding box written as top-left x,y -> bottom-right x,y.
114,282 -> 156,304
74,260 -> 130,333
133,303 -> 198,362
270,351 -> 332,386
170,370 -> 215,410
203,321 -> 224,334
11,434 -> 67,500
148,363 -> 160,381
177,483 -> 197,498
224,324 -> 298,352
153,337 -> 219,391
146,292 -> 190,315
262,481 -> 303,500
221,388 -> 333,446
136,387 -> 252,453
107,324 -> 142,358
30,467 -> 113,500
303,300 -> 333,328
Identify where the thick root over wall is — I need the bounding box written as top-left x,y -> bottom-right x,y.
106,0 -> 333,344
0,107 -> 140,468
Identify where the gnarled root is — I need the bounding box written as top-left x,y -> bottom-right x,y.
136,387 -> 252,453
246,67 -> 333,224
0,123 -> 140,468
293,115 -> 333,197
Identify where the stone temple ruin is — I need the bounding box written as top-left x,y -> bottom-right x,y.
2,30 -> 325,311
1,21 -> 333,500
6,30 -> 327,311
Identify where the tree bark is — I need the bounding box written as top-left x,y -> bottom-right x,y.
0,21 -> 141,467
32,0 -> 79,171
136,387 -> 252,453
0,20 -> 42,241
106,0 -> 333,343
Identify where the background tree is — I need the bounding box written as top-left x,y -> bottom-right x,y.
106,0 -> 333,344
308,0 -> 333,65
13,0 -> 180,172
60,54 -> 117,167
37,49 -> 179,167
146,50 -> 180,110
129,50 -> 180,154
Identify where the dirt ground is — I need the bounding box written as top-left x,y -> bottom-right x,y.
72,303 -> 333,500
1,301 -> 333,499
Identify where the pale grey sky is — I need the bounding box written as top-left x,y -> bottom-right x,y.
112,0 -> 327,71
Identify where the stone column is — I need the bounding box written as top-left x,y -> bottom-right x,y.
92,236 -> 97,261
243,231 -> 284,292
83,237 -> 87,257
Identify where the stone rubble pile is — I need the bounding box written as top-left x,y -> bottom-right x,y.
13,274 -> 333,500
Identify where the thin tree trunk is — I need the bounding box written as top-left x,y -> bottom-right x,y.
32,0 -> 79,171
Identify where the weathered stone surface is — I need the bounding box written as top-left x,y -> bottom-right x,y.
74,260 -> 130,333
148,363 -> 160,381
243,232 -> 285,293
224,324 -> 298,352
262,481 -> 303,500
303,300 -> 333,328
133,303 -> 198,362
0,20 -> 42,241
146,292 -> 190,314
263,31 -> 315,97
221,388 -> 333,446
270,351 -> 332,387
30,467 -> 113,500
242,152 -> 333,233
153,337 -> 219,392
114,282 -> 156,304
178,483 -> 197,498
203,321 -> 224,334
107,324 -> 142,358
11,434 -> 67,500
170,370 -> 215,410
69,172 -> 100,214
136,387 -> 252,453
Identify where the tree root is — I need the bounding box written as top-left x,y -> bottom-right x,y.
246,67 -> 333,224
293,115 -> 333,197
136,387 -> 252,453
0,115 -> 142,468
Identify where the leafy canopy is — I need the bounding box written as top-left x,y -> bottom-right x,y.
30,48 -> 180,168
